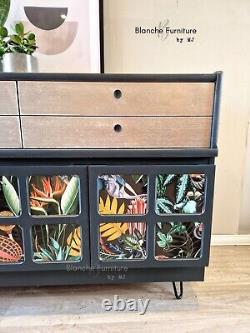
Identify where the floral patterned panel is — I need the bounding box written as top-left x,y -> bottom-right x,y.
156,173 -> 206,215
0,176 -> 21,217
99,222 -> 147,261
155,222 -> 203,260
0,225 -> 24,264
28,175 -> 80,216
32,224 -> 81,262
98,175 -> 148,215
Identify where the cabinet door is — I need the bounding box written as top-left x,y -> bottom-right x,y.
0,165 -> 89,272
89,164 -> 215,269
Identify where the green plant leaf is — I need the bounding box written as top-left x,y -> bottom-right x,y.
157,231 -> 167,242
30,206 -> 47,215
10,34 -> 21,44
163,174 -> 176,186
157,240 -> 166,248
60,176 -> 80,215
0,26 -> 8,38
30,196 -> 61,214
28,33 -> 35,40
50,237 -> 60,251
176,174 -> 189,203
0,0 -> 10,27
40,247 -> 54,261
156,198 -> 173,214
56,247 -> 64,261
15,22 -> 24,35
1,176 -> 21,216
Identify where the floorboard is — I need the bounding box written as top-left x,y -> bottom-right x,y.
0,246 -> 249,333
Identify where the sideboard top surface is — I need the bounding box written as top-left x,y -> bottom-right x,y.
0,72 -> 220,82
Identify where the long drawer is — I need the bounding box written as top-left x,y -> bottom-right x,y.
0,82 -> 19,115
18,81 -> 215,116
0,116 -> 22,148
21,116 -> 212,148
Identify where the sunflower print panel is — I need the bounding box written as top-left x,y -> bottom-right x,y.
99,222 -> 147,261
98,174 -> 148,216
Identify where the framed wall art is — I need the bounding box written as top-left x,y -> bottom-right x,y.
4,0 -> 104,72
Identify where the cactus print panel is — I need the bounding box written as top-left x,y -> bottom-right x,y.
28,175 -> 80,216
155,222 -> 203,260
32,224 -> 82,263
98,175 -> 148,215
156,173 -> 206,215
0,176 -> 21,217
0,225 -> 24,264
99,222 -> 147,261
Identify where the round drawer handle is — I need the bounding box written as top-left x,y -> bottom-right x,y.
114,124 -> 122,132
113,89 -> 122,99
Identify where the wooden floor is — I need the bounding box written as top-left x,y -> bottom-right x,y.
0,246 -> 250,333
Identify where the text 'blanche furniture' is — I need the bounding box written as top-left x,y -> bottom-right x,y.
0,72 -> 221,299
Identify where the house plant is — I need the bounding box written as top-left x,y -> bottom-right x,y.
0,0 -> 38,72
2,22 -> 38,72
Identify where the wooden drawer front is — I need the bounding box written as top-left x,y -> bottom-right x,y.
22,116 -> 212,148
0,82 -> 18,115
0,116 -> 22,148
18,81 -> 215,117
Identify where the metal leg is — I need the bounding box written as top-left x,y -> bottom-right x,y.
172,281 -> 183,299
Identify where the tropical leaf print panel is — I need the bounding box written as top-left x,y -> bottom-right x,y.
0,225 -> 24,264
28,175 -> 80,216
156,173 -> 206,215
0,176 -> 21,217
99,222 -> 147,261
155,222 -> 203,260
32,223 -> 82,262
98,175 -> 148,215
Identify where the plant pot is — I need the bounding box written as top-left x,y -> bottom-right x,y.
0,53 -> 38,72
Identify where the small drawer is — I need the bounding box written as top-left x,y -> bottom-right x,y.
0,116 -> 22,148
18,81 -> 215,117
0,82 -> 18,115
21,116 -> 212,148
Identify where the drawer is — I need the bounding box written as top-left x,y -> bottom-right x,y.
21,116 -> 212,148
0,116 -> 22,148
18,81 -> 215,117
0,82 -> 18,115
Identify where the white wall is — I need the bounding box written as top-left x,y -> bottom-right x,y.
104,0 -> 250,234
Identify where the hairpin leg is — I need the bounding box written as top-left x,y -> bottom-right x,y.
172,281 -> 183,299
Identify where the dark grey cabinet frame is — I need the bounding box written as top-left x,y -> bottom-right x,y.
89,164 -> 215,269
0,72 -> 221,287
0,165 -> 90,272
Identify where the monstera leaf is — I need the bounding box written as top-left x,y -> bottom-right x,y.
100,223 -> 128,241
